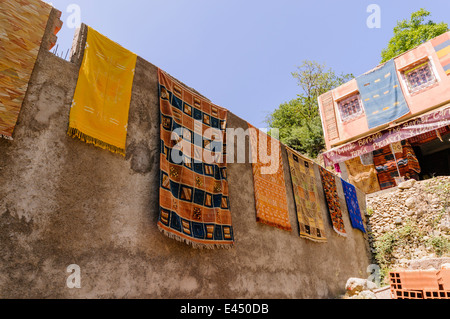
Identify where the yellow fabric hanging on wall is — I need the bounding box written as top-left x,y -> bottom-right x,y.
68,26 -> 137,156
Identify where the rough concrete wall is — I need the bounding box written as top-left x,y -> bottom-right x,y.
0,24 -> 371,299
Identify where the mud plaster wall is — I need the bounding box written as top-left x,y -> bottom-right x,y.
0,23 -> 372,299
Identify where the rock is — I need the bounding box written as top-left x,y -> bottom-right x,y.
392,251 -> 402,259
349,290 -> 377,299
405,197 -> 416,209
367,177 -> 450,265
373,286 -> 393,299
440,220 -> 450,232
432,230 -> 442,237
345,278 -> 378,297
414,248 -> 426,258
441,263 -> 450,270
398,179 -> 416,190
416,208 -> 426,217
399,258 -> 409,265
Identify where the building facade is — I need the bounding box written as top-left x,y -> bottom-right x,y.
318,32 -> 450,193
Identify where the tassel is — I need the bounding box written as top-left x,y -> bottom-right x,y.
0,134 -> 13,141
157,224 -> 234,250
333,227 -> 348,238
300,235 -> 328,243
67,127 -> 126,156
256,217 -> 292,231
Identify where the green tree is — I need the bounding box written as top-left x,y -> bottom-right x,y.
266,61 -> 353,158
381,8 -> 448,63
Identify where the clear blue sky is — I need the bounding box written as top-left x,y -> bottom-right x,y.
48,0 -> 450,128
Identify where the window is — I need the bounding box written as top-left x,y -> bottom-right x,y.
403,61 -> 437,94
338,94 -> 364,122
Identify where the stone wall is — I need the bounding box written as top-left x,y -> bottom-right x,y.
0,22 -> 372,299
367,177 -> 450,270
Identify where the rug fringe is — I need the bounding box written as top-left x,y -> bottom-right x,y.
67,127 -> 125,156
333,227 -> 348,238
157,224 -> 234,250
300,235 -> 328,243
1,134 -> 13,141
256,217 -> 292,232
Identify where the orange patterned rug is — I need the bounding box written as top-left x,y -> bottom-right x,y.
248,123 -> 292,231
157,69 -> 234,249
0,0 -> 52,139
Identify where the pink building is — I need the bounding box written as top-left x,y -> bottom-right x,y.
318,31 -> 450,193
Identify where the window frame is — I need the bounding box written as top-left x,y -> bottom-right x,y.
337,93 -> 364,123
402,59 -> 438,95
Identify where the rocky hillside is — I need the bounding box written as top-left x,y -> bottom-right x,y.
366,176 -> 450,277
